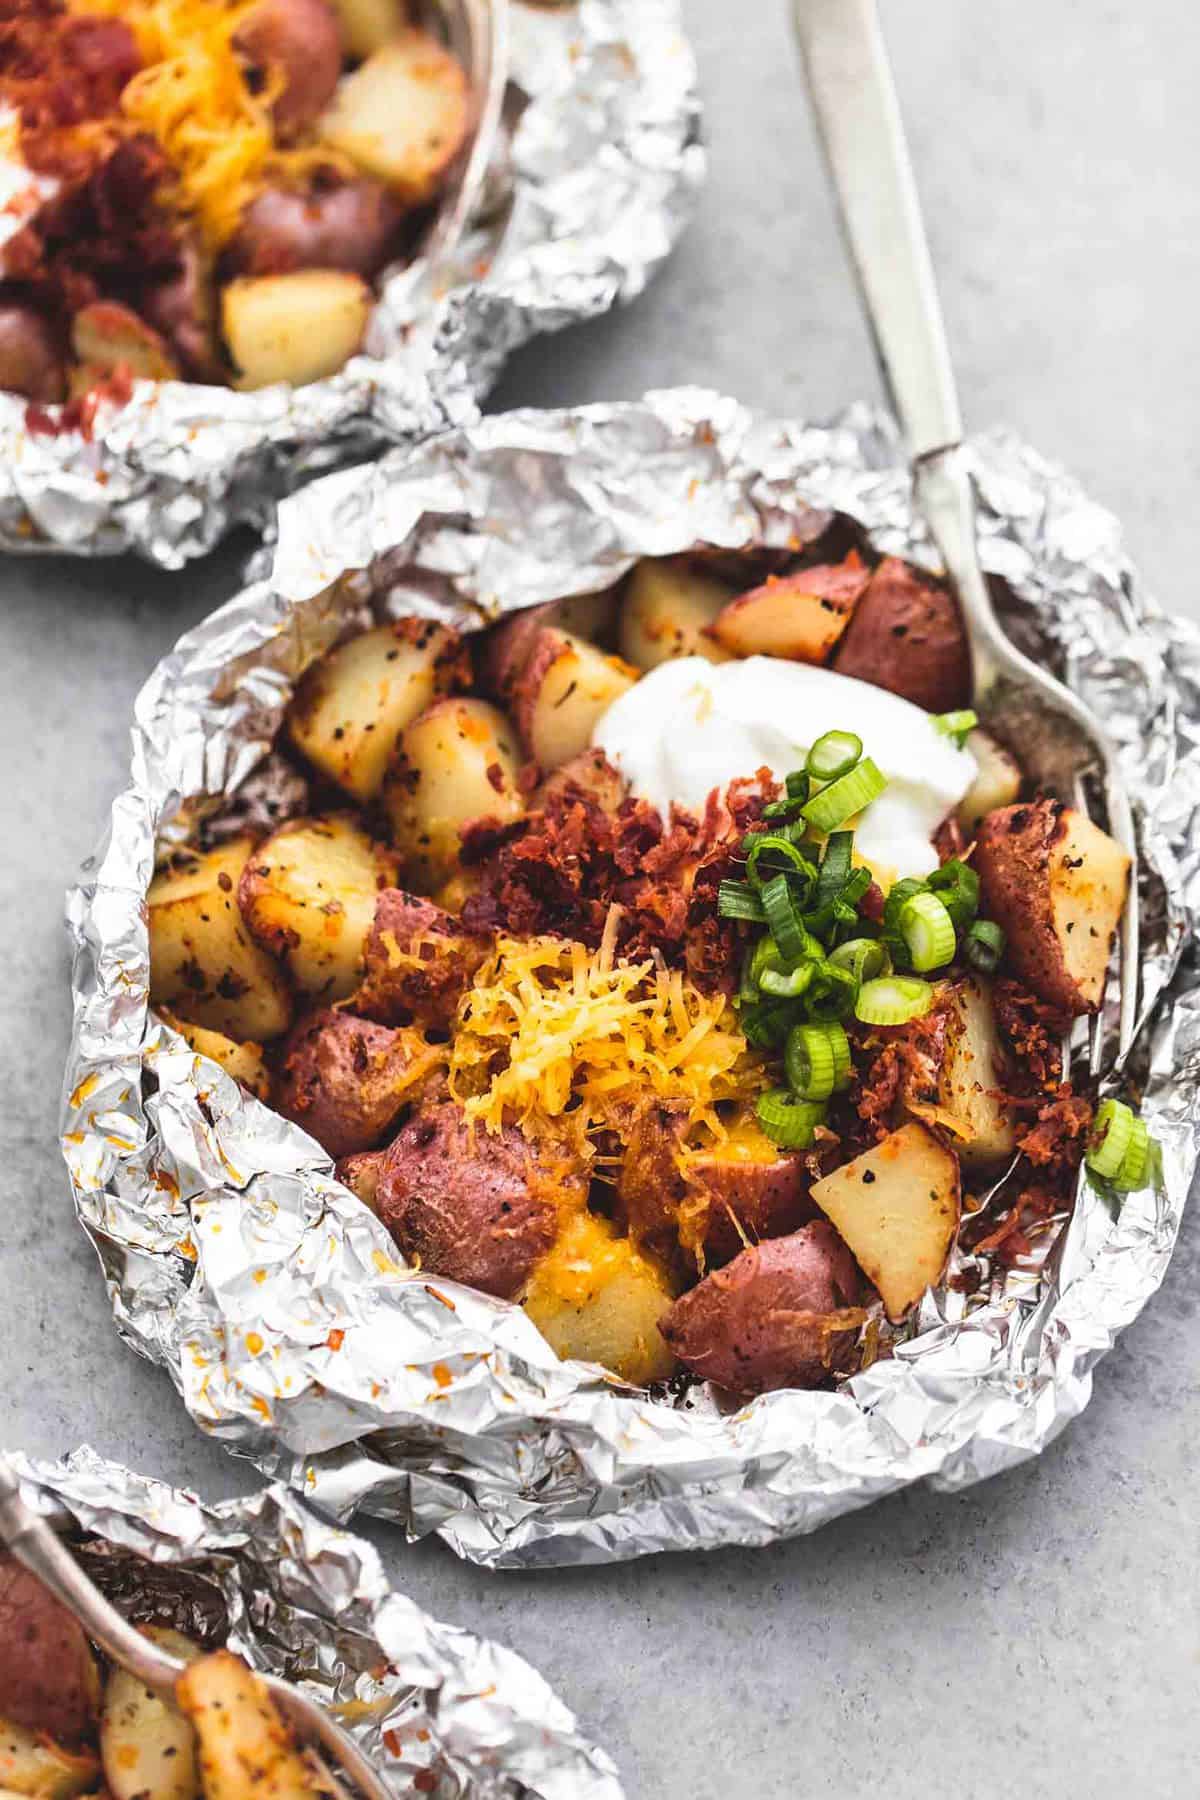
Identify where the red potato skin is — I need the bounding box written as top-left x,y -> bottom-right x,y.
375,1102 -> 583,1298
274,1007 -> 441,1158
833,556 -> 971,712
509,626 -> 573,760
530,747 -> 627,816
974,797 -> 1089,1014
616,1101 -> 692,1256
480,603 -> 557,702
659,1222 -> 864,1396
711,553 -> 872,659
0,305 -> 65,402
234,0 -> 342,139
353,890 -> 492,1029
142,238 -> 223,382
335,1147 -> 386,1210
226,180 -> 405,281
0,1555 -> 97,1743
686,1149 -> 815,1266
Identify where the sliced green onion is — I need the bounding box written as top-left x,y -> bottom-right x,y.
829,936 -> 891,984
806,729 -> 864,783
855,975 -> 934,1026
718,879 -> 766,922
933,708 -> 979,747
965,918 -> 1006,973
928,858 -> 980,928
748,936 -> 784,990
738,945 -> 764,1006
738,1000 -> 796,1047
812,830 -> 854,910
899,890 -> 957,972
801,757 -> 887,834
762,796 -> 804,822
745,833 -> 817,893
1111,1116 -> 1152,1191
760,874 -> 814,965
882,876 -> 928,937
785,1021 -> 851,1101
785,769 -> 812,803
755,1088 -> 827,1149
803,962 -> 858,1022
761,963 -> 815,999
1086,1098 -> 1135,1179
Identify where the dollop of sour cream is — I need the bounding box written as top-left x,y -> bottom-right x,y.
592,655 -> 977,882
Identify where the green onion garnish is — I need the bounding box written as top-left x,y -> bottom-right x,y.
964,918 -> 1005,973
1086,1098 -> 1135,1179
855,975 -> 934,1026
755,1088 -> 827,1149
801,756 -> 887,834
928,858 -> 980,929
760,874 -> 814,965
899,890 -> 957,972
811,830 -> 854,910
739,1000 -> 795,1048
1110,1115 -> 1152,1191
803,962 -> 858,1022
932,709 -> 979,747
718,880 -> 766,923
829,936 -> 890,984
760,962 -> 815,999
806,729 -> 864,783
882,876 -> 927,936
785,769 -> 812,803
745,833 -> 817,894
785,1021 -> 852,1101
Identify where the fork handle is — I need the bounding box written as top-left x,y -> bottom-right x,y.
0,1460 -> 184,1697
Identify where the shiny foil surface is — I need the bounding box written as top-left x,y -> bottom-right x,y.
10,1446 -> 623,1798
62,391 -> 1200,1566
0,1 -> 702,566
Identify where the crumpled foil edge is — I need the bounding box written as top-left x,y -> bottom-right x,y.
61,389 -> 1200,1567
11,1444 -> 624,1799
0,0 -> 703,567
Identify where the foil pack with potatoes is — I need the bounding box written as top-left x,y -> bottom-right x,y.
63,393 -> 1200,1565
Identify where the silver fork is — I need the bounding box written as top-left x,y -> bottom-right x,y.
791,0 -> 1139,1074
0,1462 -> 393,1800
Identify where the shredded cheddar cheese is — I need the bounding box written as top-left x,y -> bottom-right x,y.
448,933 -> 767,1148
67,0 -> 351,249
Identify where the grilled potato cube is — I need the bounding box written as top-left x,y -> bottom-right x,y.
618,558 -> 733,671
72,302 -> 179,383
0,1725 -> 98,1800
222,270 -> 370,391
383,696 -> 524,888
709,554 -> 870,664
174,1652 -> 317,1800
148,838 -> 293,1042
101,1628 -> 201,1800
238,814 -> 395,1002
157,1008 -> 270,1100
510,627 -> 637,773
906,977 -> 1016,1167
957,728 -> 1022,834
523,1212 -> 677,1386
318,32 -> 469,202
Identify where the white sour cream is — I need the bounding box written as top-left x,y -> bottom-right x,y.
592,655 -> 977,882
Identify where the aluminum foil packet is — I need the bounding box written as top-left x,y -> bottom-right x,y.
0,0 -> 702,567
9,1445 -> 623,1797
62,389 -> 1200,1567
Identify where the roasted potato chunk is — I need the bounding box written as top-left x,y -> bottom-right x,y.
334,1147 -> 386,1211
659,1221 -> 863,1396
975,799 -> 1131,1014
0,1723 -> 99,1800
175,1651 -> 317,1800
833,556 -> 970,713
72,301 -> 179,384
383,697 -> 524,889
353,889 -> 491,1028
0,1557 -> 99,1746
234,0 -> 342,140
482,593 -> 617,700
222,270 -> 371,391
101,1627 -> 201,1800
529,747 -> 627,815
287,619 -> 462,802
318,32 -> 469,203
811,1122 -> 960,1322
158,1008 -> 271,1100
618,558 -> 734,671
328,0 -> 406,58
148,837 -> 293,1042
274,1007 -> 444,1158
957,728 -> 1022,833
238,814 -> 395,1003
709,553 -> 870,664
524,1211 -> 678,1386
906,977 -> 1016,1166
681,1119 -> 815,1264
510,627 -> 636,773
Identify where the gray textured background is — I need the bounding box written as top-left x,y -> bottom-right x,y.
2,2 -> 1197,1794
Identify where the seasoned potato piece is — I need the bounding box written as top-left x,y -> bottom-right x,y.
975,799 -> 1131,1014
335,1147 -> 386,1211
905,978 -> 1016,1166
682,1117 -> 814,1264
709,554 -> 870,664
811,1122 -> 960,1322
0,1724 -> 98,1800
158,1008 -> 270,1100
957,728 -> 1022,833
353,889 -> 491,1028
275,1008 -> 444,1158
238,814 -> 395,1003
510,627 -> 637,773
328,0 -> 406,58
72,301 -> 179,383
101,1627 -> 200,1800
234,0 -> 341,140
318,32 -> 469,202
524,1212 -> 678,1386
530,747 -> 626,815
383,697 -> 524,889
482,592 -> 617,700
833,556 -> 971,712
148,837 -> 293,1042
619,558 -> 733,671
659,1221 -> 863,1395
0,1557 -> 99,1745
175,1651 -> 316,1800
222,270 -> 371,391
287,619 -> 462,802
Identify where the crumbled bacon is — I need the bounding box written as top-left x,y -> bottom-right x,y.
0,2 -> 140,172
1016,1087 -> 1093,1175
843,1004 -> 951,1144
992,977 -> 1070,1093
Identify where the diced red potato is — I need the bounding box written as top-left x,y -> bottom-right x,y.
510,627 -> 637,773
226,178 -> 404,281
334,1146 -> 387,1211
222,269 -> 372,390
352,889 -> 491,1028
530,747 -> 627,815
71,301 -> 179,383
523,1210 -> 678,1385
680,1122 -> 815,1265
618,558 -> 734,671
317,32 -> 470,204
904,976 -> 1017,1167
833,556 -> 971,712
481,592 -> 618,701
100,1626 -> 201,1800
273,1007 -> 445,1158
658,1222 -> 864,1396
709,552 -> 871,664
0,1556 -> 99,1744
328,0 -> 406,58
974,799 -> 1130,1015
382,696 -> 525,889
957,728 -> 1022,834
375,1102 -> 583,1298
0,304 -> 66,402
234,0 -> 343,140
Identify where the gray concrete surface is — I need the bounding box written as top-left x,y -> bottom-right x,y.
1,2 -> 1197,1794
